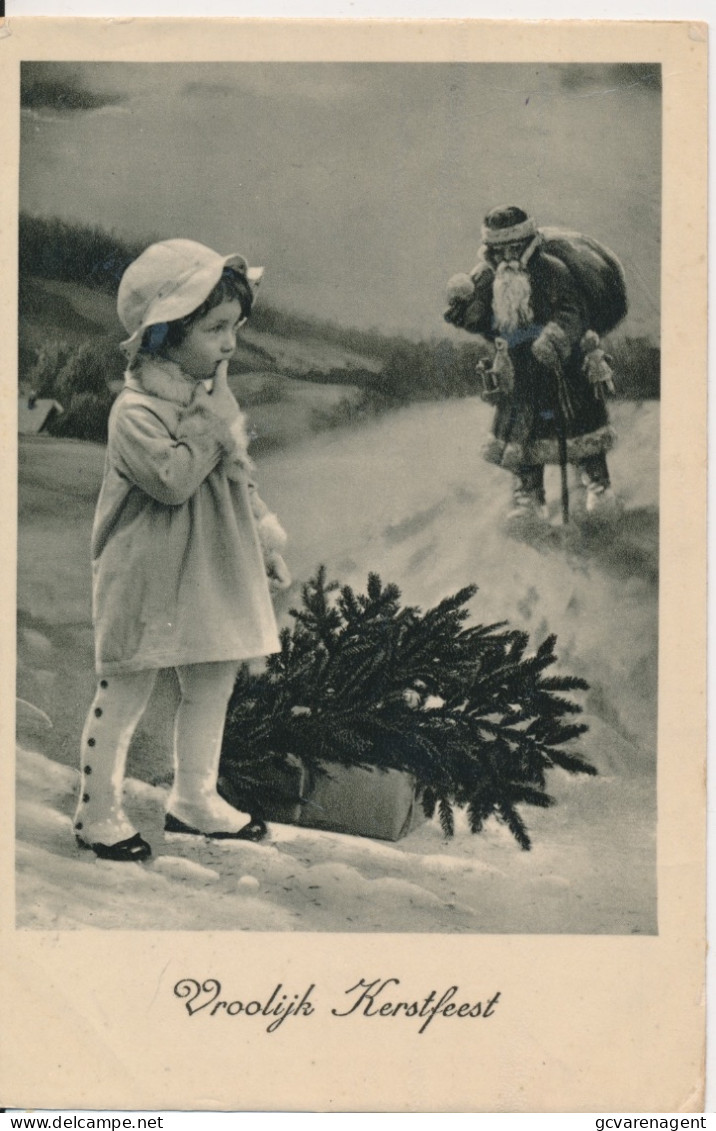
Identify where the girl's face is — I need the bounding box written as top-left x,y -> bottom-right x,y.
165,298 -> 244,381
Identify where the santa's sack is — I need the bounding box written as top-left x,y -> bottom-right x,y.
538,227 -> 628,335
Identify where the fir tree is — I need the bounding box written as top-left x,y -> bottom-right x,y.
221,567 -> 595,849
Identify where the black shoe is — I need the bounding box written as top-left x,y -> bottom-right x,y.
164,812 -> 268,842
76,831 -> 152,862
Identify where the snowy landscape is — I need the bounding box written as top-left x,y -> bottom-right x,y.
16,59 -> 660,934
17,398 -> 658,933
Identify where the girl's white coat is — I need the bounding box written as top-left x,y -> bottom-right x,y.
91,356 -> 281,675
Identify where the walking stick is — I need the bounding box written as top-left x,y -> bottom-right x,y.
557,421 -> 570,525
551,358 -> 573,526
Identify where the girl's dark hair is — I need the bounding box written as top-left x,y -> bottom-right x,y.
139,267 -> 254,356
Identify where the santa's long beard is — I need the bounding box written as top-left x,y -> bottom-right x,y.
492,262 -> 534,334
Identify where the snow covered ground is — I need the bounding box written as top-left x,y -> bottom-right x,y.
16,397 -> 658,933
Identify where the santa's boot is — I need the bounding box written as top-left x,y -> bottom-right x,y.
73,675 -> 154,862
579,454 -> 618,515
507,466 -> 548,521
507,487 -> 549,521
581,471 -> 618,514
164,663 -> 267,842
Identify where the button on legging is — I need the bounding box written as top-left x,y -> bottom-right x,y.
74,660 -> 241,846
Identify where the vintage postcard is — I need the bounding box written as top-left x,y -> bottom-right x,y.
0,17 -> 707,1113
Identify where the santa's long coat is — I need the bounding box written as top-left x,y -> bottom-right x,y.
91,356 -> 281,675
448,247 -> 616,470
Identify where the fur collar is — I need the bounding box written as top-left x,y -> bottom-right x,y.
125,356 -> 198,407
125,354 -> 255,473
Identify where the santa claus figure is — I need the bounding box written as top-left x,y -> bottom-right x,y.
445,205 -> 619,519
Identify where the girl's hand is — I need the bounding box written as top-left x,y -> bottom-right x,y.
208,360 -> 241,425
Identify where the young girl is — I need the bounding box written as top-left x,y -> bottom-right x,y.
73,238 -> 290,862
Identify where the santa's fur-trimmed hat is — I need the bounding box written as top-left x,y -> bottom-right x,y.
481,205 -> 537,246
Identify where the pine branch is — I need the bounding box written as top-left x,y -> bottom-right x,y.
509,784 -> 556,808
438,797 -> 455,838
497,802 -> 532,850
545,747 -> 599,776
539,674 -> 590,692
421,788 -> 437,820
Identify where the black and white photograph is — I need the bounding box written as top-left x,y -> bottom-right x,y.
2,16 -> 707,1115
16,55 -> 662,934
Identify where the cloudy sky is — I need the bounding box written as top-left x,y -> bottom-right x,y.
20,62 -> 661,339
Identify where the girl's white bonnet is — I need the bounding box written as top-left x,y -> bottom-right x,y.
117,238 -> 264,358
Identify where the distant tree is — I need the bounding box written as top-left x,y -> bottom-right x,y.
44,340 -> 117,442
19,213 -> 147,293
27,339 -> 76,399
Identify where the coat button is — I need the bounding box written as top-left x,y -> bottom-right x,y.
75,821 -> 83,830
100,680 -> 108,689
94,708 -> 103,717
87,738 -> 96,747
83,793 -> 90,803
84,765 -> 92,774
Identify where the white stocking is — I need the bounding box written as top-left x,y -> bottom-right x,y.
166,661 -> 249,833
74,671 -> 157,845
